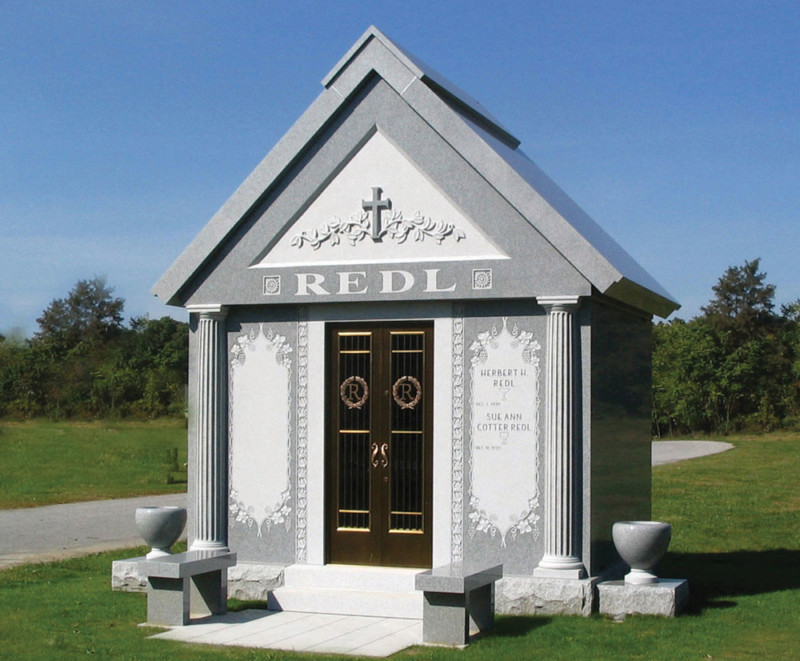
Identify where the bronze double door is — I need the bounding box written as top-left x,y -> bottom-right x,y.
326,323 -> 433,568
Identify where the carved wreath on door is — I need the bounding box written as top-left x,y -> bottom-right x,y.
340,375 -> 369,409
392,375 -> 422,409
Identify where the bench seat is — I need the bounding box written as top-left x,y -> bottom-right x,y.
415,562 -> 503,646
139,550 -> 237,626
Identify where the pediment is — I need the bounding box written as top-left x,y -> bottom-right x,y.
253,131 -> 508,269
154,26 -> 678,316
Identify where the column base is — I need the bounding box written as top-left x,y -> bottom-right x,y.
190,540 -> 229,552
533,566 -> 586,579
534,555 -> 586,579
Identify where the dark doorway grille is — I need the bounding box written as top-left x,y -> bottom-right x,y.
327,323 -> 433,567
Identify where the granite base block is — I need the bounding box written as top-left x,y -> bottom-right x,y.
227,563 -> 285,601
598,579 -> 689,618
496,575 -> 599,617
111,557 -> 148,593
111,560 -> 285,600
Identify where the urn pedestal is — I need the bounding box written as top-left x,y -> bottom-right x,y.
598,520 -> 688,618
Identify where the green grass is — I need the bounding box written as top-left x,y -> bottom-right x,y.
0,419 -> 187,508
0,432 -> 798,659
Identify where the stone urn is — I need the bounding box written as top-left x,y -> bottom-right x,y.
135,506 -> 187,559
612,520 -> 672,585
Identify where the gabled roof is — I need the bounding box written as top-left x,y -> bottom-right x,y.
153,25 -> 679,317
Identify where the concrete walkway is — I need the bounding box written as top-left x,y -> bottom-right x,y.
652,440 -> 734,466
0,492 -> 186,570
152,610 -> 423,658
0,441 -> 733,570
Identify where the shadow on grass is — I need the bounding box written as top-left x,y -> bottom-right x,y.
227,599 -> 270,612
659,549 -> 800,613
486,615 -> 552,639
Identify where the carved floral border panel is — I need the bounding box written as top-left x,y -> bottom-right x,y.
451,308 -> 465,564
295,307 -> 309,563
229,324 -> 293,536
467,317 -> 541,547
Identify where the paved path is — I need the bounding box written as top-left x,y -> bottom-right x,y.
0,492 -> 186,570
152,610 -> 422,658
651,440 -> 734,466
0,441 -> 733,570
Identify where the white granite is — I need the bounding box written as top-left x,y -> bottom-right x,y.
256,131 -> 507,269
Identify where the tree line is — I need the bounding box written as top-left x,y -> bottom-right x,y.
0,278 -> 188,418
1,263 -> 798,433
653,259 -> 800,436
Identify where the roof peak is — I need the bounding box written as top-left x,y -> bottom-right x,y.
323,25 -> 520,149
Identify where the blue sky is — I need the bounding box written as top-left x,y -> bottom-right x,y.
2,1 -> 798,336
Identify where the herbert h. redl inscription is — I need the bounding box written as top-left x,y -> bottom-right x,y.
468,318 -> 541,546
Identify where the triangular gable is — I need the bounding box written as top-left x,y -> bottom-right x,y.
153,26 -> 679,317
254,131 -> 508,268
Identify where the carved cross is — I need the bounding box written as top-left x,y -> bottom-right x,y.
362,187 -> 391,241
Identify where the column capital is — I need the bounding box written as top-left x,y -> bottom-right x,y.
187,304 -> 228,320
536,296 -> 581,312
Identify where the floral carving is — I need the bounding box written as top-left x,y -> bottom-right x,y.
229,324 -> 293,536
468,317 -> 542,546
291,209 -> 466,249
295,308 -> 309,563
451,309 -> 465,564
230,486 -> 291,536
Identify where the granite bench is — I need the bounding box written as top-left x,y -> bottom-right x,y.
415,562 -> 503,646
139,550 -> 237,626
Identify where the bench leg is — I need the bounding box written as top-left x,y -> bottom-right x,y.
422,591 -> 469,646
190,569 -> 228,618
467,582 -> 495,634
147,576 -> 190,626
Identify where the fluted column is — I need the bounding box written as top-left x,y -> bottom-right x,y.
188,304 -> 229,551
534,296 -> 585,579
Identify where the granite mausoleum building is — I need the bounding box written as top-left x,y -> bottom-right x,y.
152,26 -> 679,616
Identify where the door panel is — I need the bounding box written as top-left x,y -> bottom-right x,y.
327,323 -> 433,567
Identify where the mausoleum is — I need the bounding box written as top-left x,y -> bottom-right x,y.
152,26 -> 679,617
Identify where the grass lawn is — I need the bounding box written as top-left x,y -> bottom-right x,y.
0,432 -> 798,659
0,419 -> 187,508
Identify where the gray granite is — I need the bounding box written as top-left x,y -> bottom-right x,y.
587,301 -> 653,575
143,25 -> 683,625
111,557 -> 147,592
227,563 -> 285,601
112,559 -> 284,600
139,549 -> 236,579
153,27 -> 678,317
415,563 -> 503,593
139,550 -> 237,626
416,563 -> 502,646
495,575 -> 600,616
421,591 -> 471,647
598,579 -> 689,618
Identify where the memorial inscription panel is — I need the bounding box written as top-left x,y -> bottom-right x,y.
468,317 -> 541,545
229,324 -> 293,536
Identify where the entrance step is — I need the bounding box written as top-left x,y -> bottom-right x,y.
267,564 -> 425,619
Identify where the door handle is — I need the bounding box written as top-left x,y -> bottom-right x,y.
371,442 -> 380,468
379,443 -> 389,468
